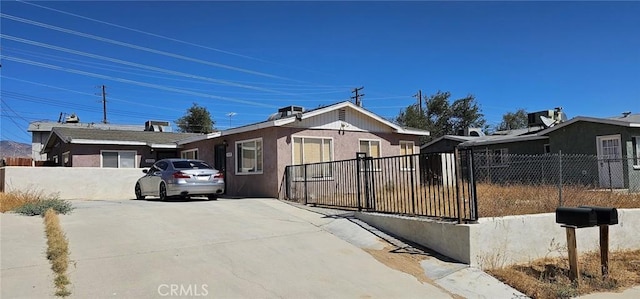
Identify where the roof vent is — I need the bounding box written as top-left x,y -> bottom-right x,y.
145,120 -> 170,132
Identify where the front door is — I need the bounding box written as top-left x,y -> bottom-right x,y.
214,144 -> 227,192
596,135 -> 624,189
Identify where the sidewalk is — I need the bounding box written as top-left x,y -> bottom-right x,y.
577,286 -> 640,299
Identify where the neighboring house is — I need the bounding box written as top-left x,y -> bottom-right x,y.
42,127 -> 197,168
431,113 -> 640,191
27,119 -> 163,161
178,101 -> 430,198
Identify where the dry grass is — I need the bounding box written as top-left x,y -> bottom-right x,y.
477,184 -> 640,217
0,190 -> 42,212
488,250 -> 640,299
44,208 -> 72,297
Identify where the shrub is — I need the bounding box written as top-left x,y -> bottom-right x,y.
13,198 -> 74,216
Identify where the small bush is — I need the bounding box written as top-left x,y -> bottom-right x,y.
14,198 -> 74,216
1,190 -> 44,212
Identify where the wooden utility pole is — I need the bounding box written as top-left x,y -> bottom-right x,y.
351,87 -> 364,107
101,85 -> 108,124
413,89 -> 422,113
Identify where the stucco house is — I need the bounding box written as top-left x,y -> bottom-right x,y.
422,113 -> 640,191
177,101 -> 430,198
28,119 -> 148,162
37,101 -> 429,198
42,127 -> 197,168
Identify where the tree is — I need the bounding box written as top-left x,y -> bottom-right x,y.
176,103 -> 215,133
396,91 -> 486,142
496,109 -> 528,131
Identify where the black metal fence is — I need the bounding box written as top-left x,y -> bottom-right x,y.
283,149 -> 477,222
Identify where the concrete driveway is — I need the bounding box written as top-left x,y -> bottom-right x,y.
2,198 -> 453,298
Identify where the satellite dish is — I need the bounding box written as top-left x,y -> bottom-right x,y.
540,116 -> 556,128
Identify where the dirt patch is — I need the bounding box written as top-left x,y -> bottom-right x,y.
364,246 -> 465,299
487,249 -> 640,299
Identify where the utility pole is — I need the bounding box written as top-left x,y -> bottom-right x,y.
413,89 -> 422,113
351,87 -> 365,107
101,85 -> 108,124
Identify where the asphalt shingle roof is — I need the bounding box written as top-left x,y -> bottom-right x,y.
50,127 -> 199,145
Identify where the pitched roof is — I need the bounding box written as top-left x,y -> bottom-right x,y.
42,127 -> 198,153
179,101 -> 429,144
28,121 -> 145,132
457,113 -> 640,148
536,113 -> 640,136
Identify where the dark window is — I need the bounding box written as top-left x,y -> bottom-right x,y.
172,160 -> 212,169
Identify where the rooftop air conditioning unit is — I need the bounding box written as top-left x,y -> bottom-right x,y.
145,120 -> 170,132
65,113 -> 80,123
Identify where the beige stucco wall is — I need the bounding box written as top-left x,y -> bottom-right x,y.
1,166 -> 143,199
186,127 -> 421,198
356,209 -> 640,269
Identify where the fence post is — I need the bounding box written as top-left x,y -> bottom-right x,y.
607,159 -> 613,192
356,153 -> 365,212
558,150 -> 563,207
303,164 -> 308,205
467,149 -> 478,221
454,148 -> 463,224
409,155 -> 416,215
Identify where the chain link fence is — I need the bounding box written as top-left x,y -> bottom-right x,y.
473,152 -> 640,217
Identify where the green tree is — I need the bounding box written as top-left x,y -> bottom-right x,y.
175,103 -> 215,133
396,91 -> 486,142
496,108 -> 528,131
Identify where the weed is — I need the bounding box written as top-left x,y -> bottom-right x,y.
43,208 -> 72,298
488,249 -> 640,299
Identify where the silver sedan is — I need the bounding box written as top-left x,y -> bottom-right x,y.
135,159 -> 225,200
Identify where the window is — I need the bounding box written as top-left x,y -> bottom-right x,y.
359,140 -> 381,158
236,138 -> 263,174
359,139 -> 381,170
293,137 -> 333,178
400,141 -> 415,170
181,149 -> 198,160
62,151 -> 70,167
101,151 -> 136,168
633,137 -> 640,169
544,144 -> 551,154
492,148 -> 509,167
52,155 -> 58,165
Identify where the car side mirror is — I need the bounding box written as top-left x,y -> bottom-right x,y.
142,169 -> 149,174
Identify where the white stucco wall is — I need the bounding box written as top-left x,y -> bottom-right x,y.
1,167 -> 143,200
471,210 -> 640,268
356,209 -> 640,269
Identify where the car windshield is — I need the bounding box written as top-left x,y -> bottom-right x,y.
172,161 -> 212,170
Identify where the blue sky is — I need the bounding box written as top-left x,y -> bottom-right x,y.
2,1 -> 639,143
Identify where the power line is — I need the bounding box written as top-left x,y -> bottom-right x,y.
1,34 -> 303,96
2,55 -> 279,109
16,0 -> 348,81
1,13 -> 304,83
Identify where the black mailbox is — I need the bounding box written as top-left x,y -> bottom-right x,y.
556,207 -> 598,228
579,206 -> 618,225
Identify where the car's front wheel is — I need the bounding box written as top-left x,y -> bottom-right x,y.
135,183 -> 145,200
159,182 -> 168,201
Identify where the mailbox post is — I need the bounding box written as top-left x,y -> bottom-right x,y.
555,206 -> 619,284
580,206 -> 618,278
